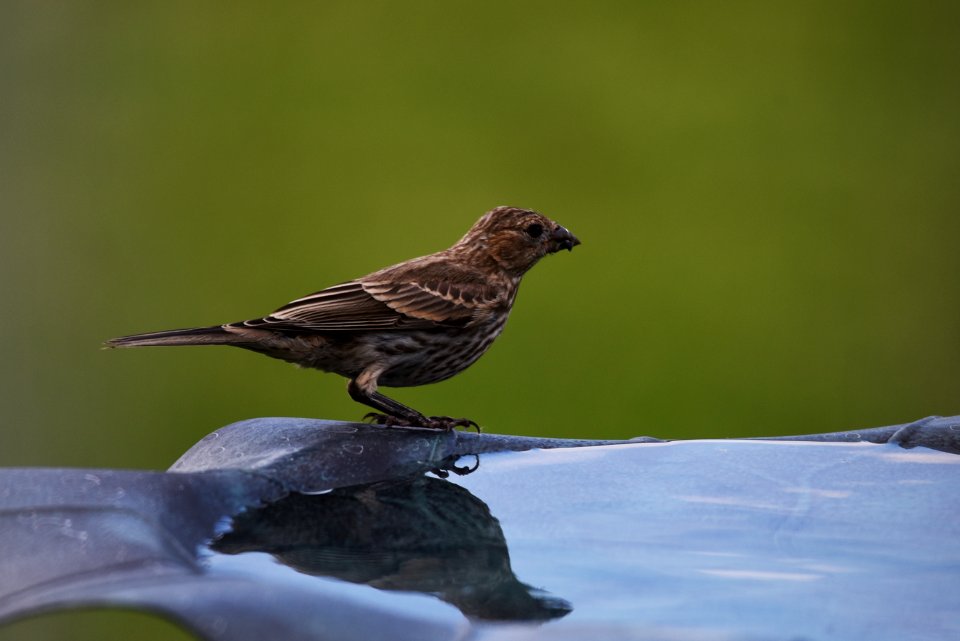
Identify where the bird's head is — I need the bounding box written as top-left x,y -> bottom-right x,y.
456,206 -> 580,276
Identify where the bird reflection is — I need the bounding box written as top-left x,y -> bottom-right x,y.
212,465 -> 571,622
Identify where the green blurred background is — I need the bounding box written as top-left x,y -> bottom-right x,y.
0,1 -> 958,639
2,0 -> 959,472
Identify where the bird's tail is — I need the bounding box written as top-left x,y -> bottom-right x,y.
104,325 -> 244,348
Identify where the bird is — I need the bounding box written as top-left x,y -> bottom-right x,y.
105,206 -> 580,431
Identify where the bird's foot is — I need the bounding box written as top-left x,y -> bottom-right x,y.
424,416 -> 481,433
363,412 -> 414,427
363,412 -> 480,433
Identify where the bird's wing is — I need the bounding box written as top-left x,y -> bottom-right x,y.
239,269 -> 501,332
361,259 -> 507,325
238,281 -> 423,331
361,278 -> 500,325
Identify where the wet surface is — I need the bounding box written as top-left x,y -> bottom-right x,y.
445,440 -> 960,639
1,418 -> 959,640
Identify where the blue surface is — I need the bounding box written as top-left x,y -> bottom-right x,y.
445,440 -> 960,640
2,422 -> 958,640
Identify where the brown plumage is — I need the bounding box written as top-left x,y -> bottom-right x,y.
106,206 -> 580,430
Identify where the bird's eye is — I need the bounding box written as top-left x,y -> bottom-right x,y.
525,223 -> 544,238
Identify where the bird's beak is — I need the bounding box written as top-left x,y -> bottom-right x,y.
549,225 -> 581,253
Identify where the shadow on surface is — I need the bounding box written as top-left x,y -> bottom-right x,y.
213,474 -> 571,621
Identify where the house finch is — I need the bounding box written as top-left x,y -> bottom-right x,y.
106,206 -> 580,430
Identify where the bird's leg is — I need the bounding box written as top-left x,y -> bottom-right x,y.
348,373 -> 427,427
348,370 -> 479,432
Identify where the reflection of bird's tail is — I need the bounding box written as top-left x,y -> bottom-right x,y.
104,326 -> 242,348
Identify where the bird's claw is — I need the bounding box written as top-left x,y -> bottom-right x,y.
362,412 -> 480,433
425,416 -> 481,433
363,412 -> 412,427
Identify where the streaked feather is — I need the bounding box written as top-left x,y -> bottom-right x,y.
243,265 -> 502,332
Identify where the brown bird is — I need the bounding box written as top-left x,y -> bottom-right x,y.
106,206 -> 580,430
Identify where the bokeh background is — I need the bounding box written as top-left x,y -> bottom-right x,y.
1,2 -> 959,639
3,3 -> 959,467
0,2 -> 960,460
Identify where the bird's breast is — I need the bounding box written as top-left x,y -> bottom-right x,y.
376,314 -> 509,387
